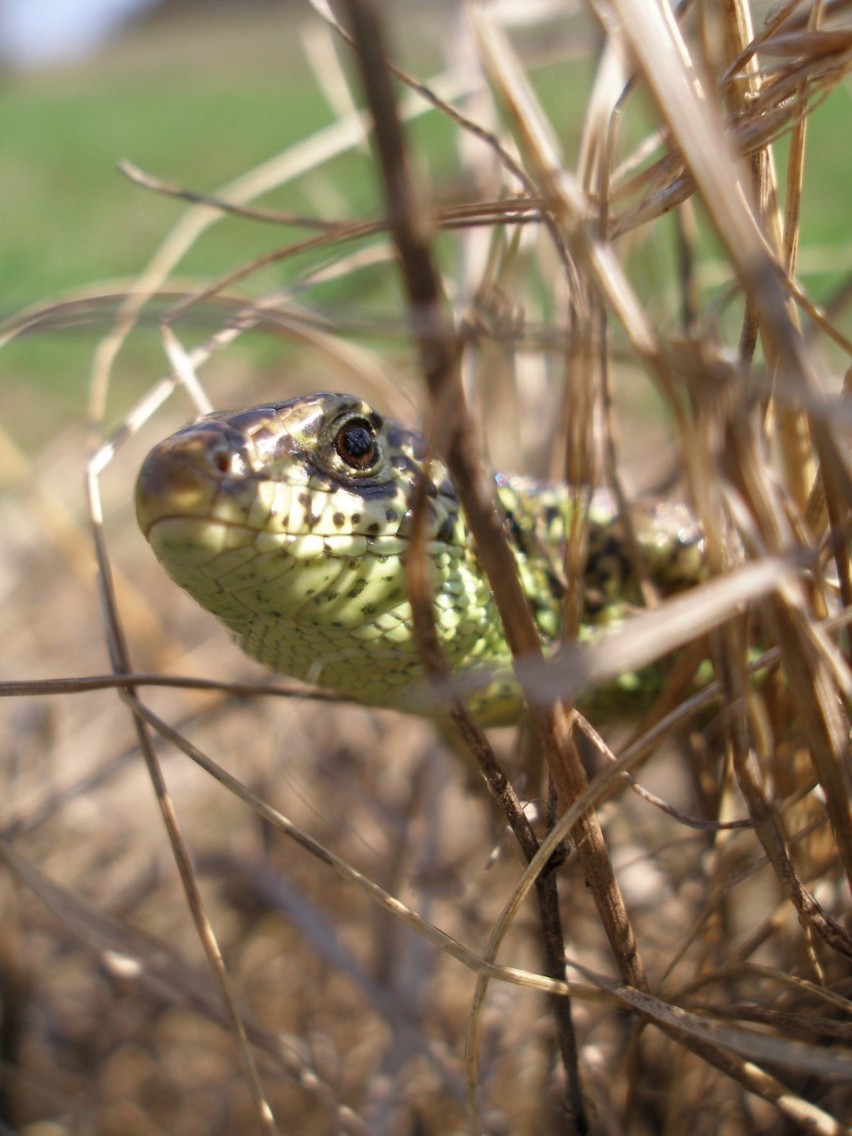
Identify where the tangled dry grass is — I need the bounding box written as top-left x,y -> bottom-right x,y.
1,1 -> 851,1133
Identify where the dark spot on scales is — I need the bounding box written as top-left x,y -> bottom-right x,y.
333,512 -> 345,528
437,516 -> 456,542
385,508 -> 398,523
407,432 -> 427,460
271,434 -> 299,460
341,481 -> 398,501
367,522 -> 381,535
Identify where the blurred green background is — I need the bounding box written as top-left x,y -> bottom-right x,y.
1,2 -> 849,450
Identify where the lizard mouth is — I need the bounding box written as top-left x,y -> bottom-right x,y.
135,428 -> 245,541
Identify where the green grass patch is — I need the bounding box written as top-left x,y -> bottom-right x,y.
1,11 -> 848,450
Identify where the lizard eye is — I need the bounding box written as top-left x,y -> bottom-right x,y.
334,417 -> 378,470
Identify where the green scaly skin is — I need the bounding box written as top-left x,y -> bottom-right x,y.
135,392 -> 705,724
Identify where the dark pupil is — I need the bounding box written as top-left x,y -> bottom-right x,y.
336,420 -> 376,469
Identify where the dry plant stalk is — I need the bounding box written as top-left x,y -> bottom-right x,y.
0,1 -> 850,1134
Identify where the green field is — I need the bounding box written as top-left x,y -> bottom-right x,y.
0,8 -> 380,443
1,6 -> 849,448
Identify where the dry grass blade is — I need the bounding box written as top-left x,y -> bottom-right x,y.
0,838 -> 344,1084
119,692 -> 608,1007
338,1 -> 591,1128
519,556 -> 799,704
